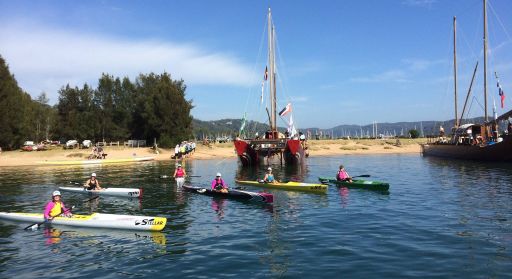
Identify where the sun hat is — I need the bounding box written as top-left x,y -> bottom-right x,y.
91,173 -> 97,177
52,190 -> 61,197
267,167 -> 272,171
216,172 -> 222,177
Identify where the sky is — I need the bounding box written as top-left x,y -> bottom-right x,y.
1,0 -> 512,129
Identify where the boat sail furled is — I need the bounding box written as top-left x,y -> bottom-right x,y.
421,0 -> 512,161
234,8 -> 305,166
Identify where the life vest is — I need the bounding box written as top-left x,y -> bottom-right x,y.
50,202 -> 62,217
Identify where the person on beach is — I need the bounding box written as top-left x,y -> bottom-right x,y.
44,191 -> 72,221
211,173 -> 228,193
173,163 -> 186,187
263,167 -> 278,184
336,165 -> 353,183
83,173 -> 102,190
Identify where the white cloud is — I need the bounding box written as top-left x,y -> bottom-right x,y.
349,70 -> 410,83
402,58 -> 447,71
402,0 -> 437,8
0,22 -> 254,102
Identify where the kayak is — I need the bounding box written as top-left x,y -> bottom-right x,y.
318,177 -> 390,191
0,212 -> 166,231
235,180 -> 327,193
37,156 -> 155,166
59,187 -> 142,198
182,185 -> 273,203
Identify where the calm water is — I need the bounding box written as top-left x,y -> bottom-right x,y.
0,154 -> 511,278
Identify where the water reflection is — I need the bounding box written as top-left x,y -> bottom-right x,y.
41,226 -> 167,247
211,198 -> 226,221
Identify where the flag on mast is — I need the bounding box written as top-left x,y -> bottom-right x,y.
260,81 -> 264,104
496,72 -> 506,108
239,113 -> 247,135
279,103 -> 292,116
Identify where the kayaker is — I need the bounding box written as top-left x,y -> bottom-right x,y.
211,173 -> 228,193
173,163 -> 187,187
263,167 -> 278,184
83,173 -> 102,190
336,165 -> 353,183
43,191 -> 72,221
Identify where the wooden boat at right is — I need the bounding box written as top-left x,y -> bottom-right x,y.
422,0 -> 512,162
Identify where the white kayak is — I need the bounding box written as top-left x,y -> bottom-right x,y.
0,212 -> 166,231
59,187 -> 142,198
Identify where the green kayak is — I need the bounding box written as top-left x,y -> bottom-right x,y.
318,177 -> 389,191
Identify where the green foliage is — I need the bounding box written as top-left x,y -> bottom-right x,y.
0,54 -> 194,149
0,55 -> 51,149
409,129 -> 420,138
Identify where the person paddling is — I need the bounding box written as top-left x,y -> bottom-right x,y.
211,173 -> 228,193
43,191 -> 72,221
83,173 -> 102,190
263,167 -> 278,184
336,165 -> 353,183
173,163 -> 187,187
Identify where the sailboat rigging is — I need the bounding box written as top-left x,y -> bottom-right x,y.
234,8 -> 305,166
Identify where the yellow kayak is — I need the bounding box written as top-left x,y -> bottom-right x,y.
235,180 -> 327,193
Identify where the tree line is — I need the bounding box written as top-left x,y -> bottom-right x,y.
0,55 -> 193,150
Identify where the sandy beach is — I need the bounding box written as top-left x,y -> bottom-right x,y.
0,138 -> 424,167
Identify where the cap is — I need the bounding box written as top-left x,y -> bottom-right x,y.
52,190 -> 61,197
267,167 -> 272,171
339,165 -> 344,169
216,172 -> 222,177
177,164 -> 182,167
91,173 -> 97,177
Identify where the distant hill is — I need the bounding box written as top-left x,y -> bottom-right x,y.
192,116 -> 492,139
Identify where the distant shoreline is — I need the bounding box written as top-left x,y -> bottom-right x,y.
0,139 -> 424,167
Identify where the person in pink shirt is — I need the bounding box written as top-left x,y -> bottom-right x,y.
211,173 -> 228,193
173,164 -> 187,187
43,191 -> 72,221
336,165 -> 353,183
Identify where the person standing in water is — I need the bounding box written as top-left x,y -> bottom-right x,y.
173,163 -> 187,187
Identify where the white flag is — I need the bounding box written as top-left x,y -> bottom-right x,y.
260,81 -> 264,104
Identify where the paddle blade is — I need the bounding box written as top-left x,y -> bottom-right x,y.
24,223 -> 40,231
354,175 -> 371,178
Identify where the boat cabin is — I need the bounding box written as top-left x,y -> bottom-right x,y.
451,123 -> 484,145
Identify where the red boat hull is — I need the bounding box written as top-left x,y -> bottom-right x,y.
234,138 -> 304,166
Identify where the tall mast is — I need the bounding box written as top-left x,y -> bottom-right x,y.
268,8 -> 277,131
483,0 -> 488,122
453,16 -> 459,128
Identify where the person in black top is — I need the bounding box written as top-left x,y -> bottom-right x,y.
83,173 -> 102,190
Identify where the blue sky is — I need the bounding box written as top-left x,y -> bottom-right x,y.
1,0 -> 511,128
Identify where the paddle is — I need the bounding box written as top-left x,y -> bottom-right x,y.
160,175 -> 201,179
23,196 -> 99,231
352,175 -> 371,178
